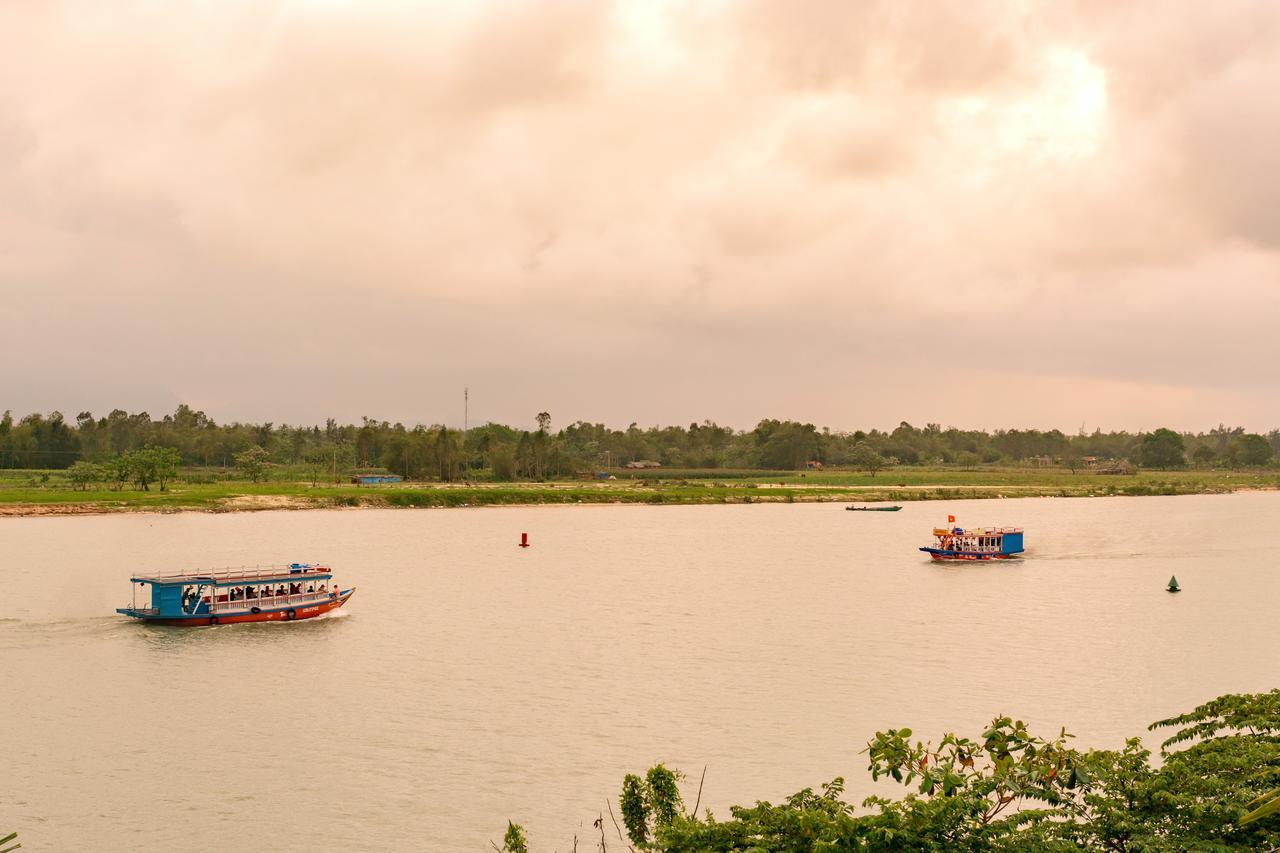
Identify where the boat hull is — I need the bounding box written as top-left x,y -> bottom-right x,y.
919,548 -> 1019,561
122,589 -> 354,626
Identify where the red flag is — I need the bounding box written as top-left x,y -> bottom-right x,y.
947,514 -> 956,523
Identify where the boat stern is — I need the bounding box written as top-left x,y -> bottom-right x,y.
115,606 -> 157,620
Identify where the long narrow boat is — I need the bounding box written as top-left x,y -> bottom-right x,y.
919,523 -> 1024,561
846,505 -> 903,512
117,563 -> 354,626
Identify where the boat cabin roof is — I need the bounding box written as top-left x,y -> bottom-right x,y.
130,563 -> 333,587
932,526 -> 1023,536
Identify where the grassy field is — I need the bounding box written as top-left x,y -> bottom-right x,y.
1,465 -> 1277,515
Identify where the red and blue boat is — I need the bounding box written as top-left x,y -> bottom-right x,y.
117,563 -> 355,626
920,520 -> 1024,561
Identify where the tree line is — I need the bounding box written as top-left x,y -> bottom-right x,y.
1,406 -> 1277,478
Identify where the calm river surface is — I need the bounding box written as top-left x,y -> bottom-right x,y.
4,493 -> 1280,850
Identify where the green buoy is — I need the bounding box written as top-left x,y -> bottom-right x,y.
1167,575 -> 1181,593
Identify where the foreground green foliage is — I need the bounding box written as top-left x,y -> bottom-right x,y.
0,830 -> 19,852
498,820 -> 527,853
504,690 -> 1280,851
621,766 -> 685,846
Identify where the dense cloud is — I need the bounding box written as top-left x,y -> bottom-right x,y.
1,0 -> 1278,430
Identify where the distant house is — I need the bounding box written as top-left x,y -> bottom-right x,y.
1097,460 -> 1135,475
350,473 -> 403,485
1032,455 -> 1053,467
625,460 -> 661,469
805,460 -> 824,470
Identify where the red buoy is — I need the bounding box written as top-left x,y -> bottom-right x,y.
519,532 -> 529,548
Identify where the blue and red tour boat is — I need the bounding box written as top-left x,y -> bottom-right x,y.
920,516 -> 1024,561
117,563 -> 355,626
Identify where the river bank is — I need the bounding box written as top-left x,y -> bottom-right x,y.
0,468 -> 1275,516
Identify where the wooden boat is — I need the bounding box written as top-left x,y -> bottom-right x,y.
846,505 -> 903,511
116,563 -> 354,626
920,522 -> 1023,561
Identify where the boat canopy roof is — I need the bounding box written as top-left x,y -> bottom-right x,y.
130,563 -> 333,587
932,526 -> 1023,536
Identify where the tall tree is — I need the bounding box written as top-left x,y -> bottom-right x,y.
1136,428 -> 1186,469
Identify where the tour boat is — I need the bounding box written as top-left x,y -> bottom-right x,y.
117,563 -> 354,626
846,505 -> 903,512
920,521 -> 1023,561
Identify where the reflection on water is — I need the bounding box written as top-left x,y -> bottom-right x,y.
3,493 -> 1280,851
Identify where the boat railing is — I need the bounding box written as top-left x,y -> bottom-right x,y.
207,590 -> 335,613
137,564 -> 332,583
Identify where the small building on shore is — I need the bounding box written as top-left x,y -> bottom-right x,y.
350,472 -> 403,485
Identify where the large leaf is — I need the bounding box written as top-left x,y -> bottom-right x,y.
1241,791 -> 1280,827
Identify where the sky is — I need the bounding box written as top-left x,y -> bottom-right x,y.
2,0 -> 1279,433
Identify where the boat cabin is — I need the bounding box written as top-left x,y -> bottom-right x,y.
921,526 -> 1024,560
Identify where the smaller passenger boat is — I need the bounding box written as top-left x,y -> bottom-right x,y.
117,563 -> 354,626
846,505 -> 903,511
920,521 -> 1023,560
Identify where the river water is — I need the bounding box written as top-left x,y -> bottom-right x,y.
3,493 -> 1278,850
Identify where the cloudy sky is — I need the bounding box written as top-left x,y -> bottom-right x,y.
2,0 -> 1278,432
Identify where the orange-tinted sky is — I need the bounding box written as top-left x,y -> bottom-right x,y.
2,1 -> 1278,431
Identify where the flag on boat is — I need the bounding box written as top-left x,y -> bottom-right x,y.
947,514 -> 956,523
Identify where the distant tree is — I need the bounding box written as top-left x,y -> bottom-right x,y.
536,412 -> 551,434
431,426 -> 463,481
1227,434 -> 1274,468
955,451 -> 981,471
65,460 -> 103,491
304,446 -> 331,487
1192,445 -> 1218,468
488,444 -> 517,481
235,446 -> 271,483
1136,428 -> 1185,469
102,455 -> 131,491
753,420 -> 821,470
850,442 -> 886,477
122,449 -> 158,490
151,446 -> 181,491
1062,449 -> 1083,474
